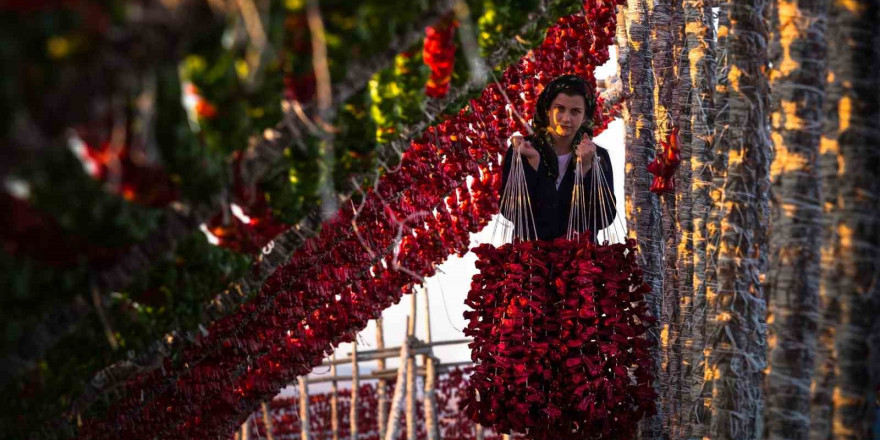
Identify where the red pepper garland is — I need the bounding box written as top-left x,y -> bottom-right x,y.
549,239 -> 655,438
463,240 -> 558,434
462,238 -> 656,439
79,5 -> 623,438
646,126 -> 681,194
423,17 -> 458,99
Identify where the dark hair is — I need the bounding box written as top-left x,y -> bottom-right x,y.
529,75 -> 597,180
532,74 -> 596,134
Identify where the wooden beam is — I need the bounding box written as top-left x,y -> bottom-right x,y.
306,360 -> 470,384
350,338 -> 471,357
318,338 -> 471,366
307,372 -> 394,384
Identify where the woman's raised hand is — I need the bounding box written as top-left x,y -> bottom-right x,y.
511,134 -> 538,158
511,134 -> 541,171
575,136 -> 597,174
575,136 -> 597,162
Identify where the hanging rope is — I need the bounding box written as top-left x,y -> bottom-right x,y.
493,143 -> 539,243
567,152 -> 624,244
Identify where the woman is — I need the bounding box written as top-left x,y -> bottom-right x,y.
499,74 -> 617,241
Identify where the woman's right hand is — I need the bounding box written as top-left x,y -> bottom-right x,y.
511,134 -> 540,170
511,134 -> 538,158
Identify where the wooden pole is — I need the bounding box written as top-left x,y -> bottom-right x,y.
474,424 -> 484,440
299,377 -> 311,440
405,292 -> 417,440
241,418 -> 252,440
351,344 -> 359,440
376,318 -> 388,440
262,401 -> 276,440
384,317 -> 410,440
331,354 -> 339,440
422,286 -> 440,440
408,287 -> 417,338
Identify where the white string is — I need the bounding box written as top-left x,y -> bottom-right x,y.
595,155 -> 626,243
493,146 -> 539,244
567,152 -> 624,244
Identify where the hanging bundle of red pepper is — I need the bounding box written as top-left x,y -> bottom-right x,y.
646,126 -> 681,193
546,238 -> 656,439
463,240 -> 559,434
423,17 -> 458,98
463,131 -> 656,440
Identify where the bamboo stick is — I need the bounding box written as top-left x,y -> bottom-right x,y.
331,354 -> 339,440
351,344 -> 359,440
405,293 -> 417,440
299,377 -> 311,440
384,317 -> 410,440
262,401 -> 276,440
241,418 -> 252,440
422,286 -> 440,440
376,317 -> 387,440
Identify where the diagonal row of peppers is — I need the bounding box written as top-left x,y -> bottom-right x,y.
78,2 -> 623,438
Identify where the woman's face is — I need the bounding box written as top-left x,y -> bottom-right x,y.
546,92 -> 586,137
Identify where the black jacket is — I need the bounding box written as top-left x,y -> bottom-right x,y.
499,138 -> 617,241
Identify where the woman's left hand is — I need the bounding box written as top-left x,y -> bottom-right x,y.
575,136 -> 597,168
